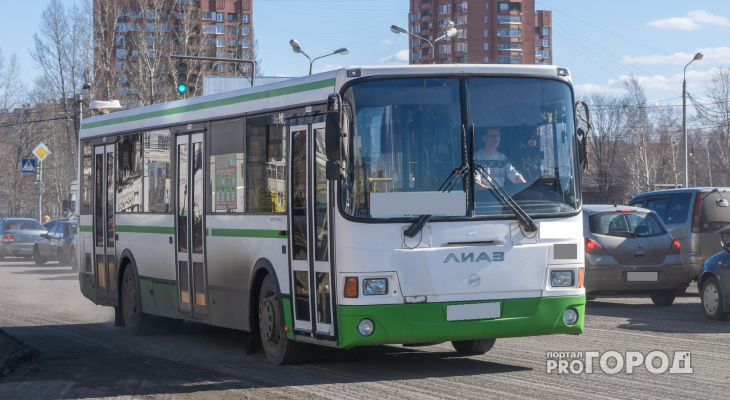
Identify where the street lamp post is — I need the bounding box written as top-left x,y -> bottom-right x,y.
289,40 -> 349,75
682,52 -> 703,188
390,21 -> 457,64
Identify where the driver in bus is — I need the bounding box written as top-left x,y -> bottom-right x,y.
474,127 -> 526,188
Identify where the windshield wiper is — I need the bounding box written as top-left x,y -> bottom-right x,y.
404,125 -> 470,239
475,165 -> 538,233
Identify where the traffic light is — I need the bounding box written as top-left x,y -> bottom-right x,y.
176,62 -> 188,94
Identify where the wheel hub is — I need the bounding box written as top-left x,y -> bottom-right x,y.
704,284 -> 720,314
259,297 -> 276,341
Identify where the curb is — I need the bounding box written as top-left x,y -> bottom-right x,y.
0,330 -> 33,377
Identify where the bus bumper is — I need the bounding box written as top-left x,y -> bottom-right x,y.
336,295 -> 585,348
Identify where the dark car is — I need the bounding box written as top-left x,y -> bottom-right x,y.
628,187 -> 730,293
583,205 -> 685,306
33,221 -> 78,266
698,241 -> 730,320
42,217 -> 68,231
0,218 -> 48,260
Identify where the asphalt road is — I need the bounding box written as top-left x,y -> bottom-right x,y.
1,259 -> 729,399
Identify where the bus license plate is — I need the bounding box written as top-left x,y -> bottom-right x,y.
446,302 -> 500,321
627,272 -> 658,282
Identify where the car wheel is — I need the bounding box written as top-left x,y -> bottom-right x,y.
675,284 -> 690,296
69,248 -> 78,270
58,248 -> 70,266
650,290 -> 676,306
701,277 -> 730,320
121,267 -> 155,335
33,246 -> 46,265
258,274 -> 305,365
451,338 -> 496,355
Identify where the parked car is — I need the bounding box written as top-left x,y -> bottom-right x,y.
628,187 -> 730,293
33,221 -> 78,266
42,217 -> 68,231
0,218 -> 48,260
583,204 -> 684,306
698,241 -> 730,320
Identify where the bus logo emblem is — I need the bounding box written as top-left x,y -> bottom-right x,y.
469,274 -> 481,287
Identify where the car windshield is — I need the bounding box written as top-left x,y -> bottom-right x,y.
4,220 -> 44,230
341,76 -> 578,220
588,212 -> 666,237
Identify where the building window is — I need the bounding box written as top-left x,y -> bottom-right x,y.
455,15 -> 467,25
498,15 -> 521,24
116,49 -> 127,59
438,4 -> 451,14
438,44 -> 452,54
484,3 -> 488,10
535,50 -> 550,59
242,13 -> 250,23
498,55 -> 522,64
483,30 -> 489,37
227,13 -> 238,22
458,56 -> 468,63
497,28 -> 521,37
216,12 -> 224,22
498,2 -> 521,11
484,56 -> 489,63
456,29 -> 467,38
455,2 -> 468,12
456,42 -> 468,52
535,38 -> 550,47
499,42 -> 523,51
202,12 -> 214,20
115,36 -> 125,46
483,43 -> 489,50
484,16 -> 488,23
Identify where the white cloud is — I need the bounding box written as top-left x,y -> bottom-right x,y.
623,47 -> 730,65
378,50 -> 409,65
647,10 -> 729,31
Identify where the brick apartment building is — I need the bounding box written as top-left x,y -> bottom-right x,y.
407,0 -> 552,65
93,0 -> 254,105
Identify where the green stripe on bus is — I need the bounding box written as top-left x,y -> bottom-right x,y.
80,225 -> 92,232
115,225 -> 175,234
81,78 -> 336,130
209,228 -> 286,239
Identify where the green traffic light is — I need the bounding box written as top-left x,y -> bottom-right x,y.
177,84 -> 187,93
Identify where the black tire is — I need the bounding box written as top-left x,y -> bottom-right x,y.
451,338 -> 496,355
650,290 -> 676,306
701,277 -> 730,320
33,246 -> 46,265
58,248 -> 70,266
69,248 -> 78,270
121,266 -> 155,335
258,274 -> 304,365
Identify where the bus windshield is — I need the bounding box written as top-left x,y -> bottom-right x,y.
341,76 -> 579,219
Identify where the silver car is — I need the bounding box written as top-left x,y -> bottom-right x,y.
0,218 -> 48,260
583,205 -> 684,306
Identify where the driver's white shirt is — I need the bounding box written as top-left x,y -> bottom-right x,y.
474,150 -> 523,186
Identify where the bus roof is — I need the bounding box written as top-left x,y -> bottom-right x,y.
80,64 -> 571,139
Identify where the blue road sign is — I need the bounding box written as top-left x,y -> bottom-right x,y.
21,158 -> 37,174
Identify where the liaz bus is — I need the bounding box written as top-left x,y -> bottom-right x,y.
77,64 -> 591,365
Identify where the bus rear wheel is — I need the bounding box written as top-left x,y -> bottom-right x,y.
451,338 -> 496,356
258,274 -> 304,365
121,267 -> 155,335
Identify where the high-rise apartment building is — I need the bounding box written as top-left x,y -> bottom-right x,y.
93,0 -> 254,106
407,0 -> 552,65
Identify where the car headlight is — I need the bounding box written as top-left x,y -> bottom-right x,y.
551,270 -> 574,287
363,278 -> 388,295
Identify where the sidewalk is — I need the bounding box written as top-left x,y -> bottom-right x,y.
0,329 -> 32,376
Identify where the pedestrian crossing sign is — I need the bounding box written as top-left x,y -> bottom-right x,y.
21,158 -> 36,174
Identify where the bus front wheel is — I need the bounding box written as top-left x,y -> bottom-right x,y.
451,338 -> 496,356
258,274 -> 304,365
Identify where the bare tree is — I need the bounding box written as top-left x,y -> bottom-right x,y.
694,67 -> 730,185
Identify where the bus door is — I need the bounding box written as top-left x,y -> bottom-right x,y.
289,122 -> 335,338
93,144 -> 117,306
175,132 -> 208,320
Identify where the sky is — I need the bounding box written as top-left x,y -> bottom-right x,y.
1,0 -> 729,107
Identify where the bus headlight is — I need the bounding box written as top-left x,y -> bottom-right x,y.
357,319 -> 375,336
363,278 -> 388,295
551,270 -> 574,287
563,308 -> 578,325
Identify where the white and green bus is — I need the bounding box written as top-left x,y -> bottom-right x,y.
78,64 -> 590,364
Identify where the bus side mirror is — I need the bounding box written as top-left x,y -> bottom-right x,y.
325,93 -> 349,180
575,100 -> 592,173
62,199 -> 70,211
